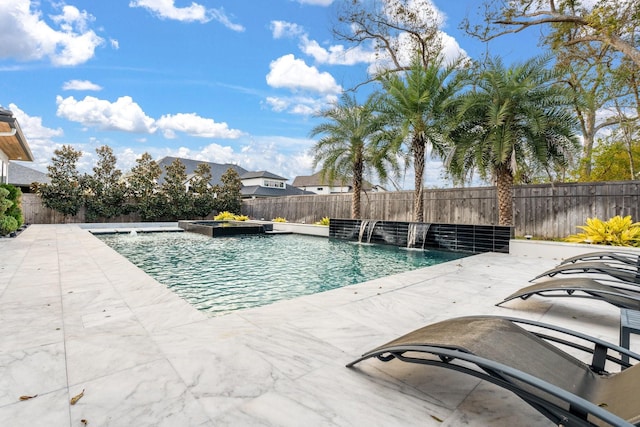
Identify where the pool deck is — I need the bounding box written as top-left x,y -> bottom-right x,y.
0,224 -> 632,426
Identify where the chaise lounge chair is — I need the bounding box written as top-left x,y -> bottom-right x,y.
561,251 -> 640,267
531,261 -> 640,285
347,315 -> 640,426
496,277 -> 640,311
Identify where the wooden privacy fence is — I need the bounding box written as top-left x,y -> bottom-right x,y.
19,180 -> 640,239
20,193 -> 141,224
242,181 -> 640,239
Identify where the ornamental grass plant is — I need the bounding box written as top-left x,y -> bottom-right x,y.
565,215 -> 640,247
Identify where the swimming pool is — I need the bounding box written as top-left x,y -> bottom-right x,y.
98,232 -> 467,316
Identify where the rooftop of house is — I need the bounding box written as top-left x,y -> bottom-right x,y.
292,171 -> 375,190
156,156 -> 312,198
156,156 -> 248,186
241,184 -> 312,198
240,170 -> 287,181
0,108 -> 33,162
7,162 -> 49,187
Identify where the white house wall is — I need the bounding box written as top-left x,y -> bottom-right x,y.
0,150 -> 8,184
302,186 -> 350,195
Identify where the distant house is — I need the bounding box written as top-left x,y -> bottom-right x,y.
157,156 -> 248,188
292,171 -> 384,195
7,163 -> 49,193
0,108 -> 34,185
156,156 -> 312,199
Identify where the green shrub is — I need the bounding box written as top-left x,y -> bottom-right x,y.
565,215 -> 640,246
314,217 -> 330,226
272,217 -> 287,223
0,187 -> 11,215
0,215 -> 18,235
1,184 -> 23,227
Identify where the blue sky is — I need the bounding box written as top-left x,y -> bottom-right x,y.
1,0 -> 541,189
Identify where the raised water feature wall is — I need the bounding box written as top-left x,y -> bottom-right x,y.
178,220 -> 273,237
329,219 -> 513,254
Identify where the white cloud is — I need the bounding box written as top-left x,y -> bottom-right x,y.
56,95 -> 157,133
129,0 -> 245,31
0,0 -> 104,66
271,20 -> 374,66
266,54 -> 342,94
439,32 -> 467,64
265,97 -> 289,113
294,0 -> 334,5
300,35 -> 377,65
270,21 -> 305,39
8,103 -> 64,167
9,103 -> 64,140
62,80 -> 103,91
55,95 -> 245,139
129,0 -> 208,22
7,104 -> 317,185
155,113 -> 244,139
209,8 -> 245,32
265,94 -> 337,116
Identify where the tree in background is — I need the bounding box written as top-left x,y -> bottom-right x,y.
334,0 -> 444,81
465,0 -> 640,67
310,93 -> 397,219
190,163 -> 217,218
215,168 -> 242,214
35,145 -> 84,220
464,0 -> 640,182
552,38 -> 622,180
83,146 -> 130,221
447,56 -> 579,226
127,152 -> 163,221
584,132 -> 640,182
159,158 -> 191,220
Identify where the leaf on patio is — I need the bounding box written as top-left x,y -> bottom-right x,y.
19,394 -> 38,401
70,389 -> 85,405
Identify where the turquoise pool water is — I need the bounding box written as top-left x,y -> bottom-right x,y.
98,232 -> 466,316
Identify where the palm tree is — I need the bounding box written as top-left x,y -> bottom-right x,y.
310,93 -> 397,219
447,56 -> 580,226
377,56 -> 463,222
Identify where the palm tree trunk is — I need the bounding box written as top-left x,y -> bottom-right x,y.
352,155 -> 363,219
496,166 -> 513,226
413,136 -> 425,222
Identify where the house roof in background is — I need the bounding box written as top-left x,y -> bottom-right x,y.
241,184 -> 313,198
0,108 -> 34,161
8,162 -> 49,187
156,156 -> 248,186
157,156 -> 313,197
292,171 -> 374,190
240,170 -> 287,180
292,171 -> 347,187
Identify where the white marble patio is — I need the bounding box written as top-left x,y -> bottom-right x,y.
0,225 -> 630,426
